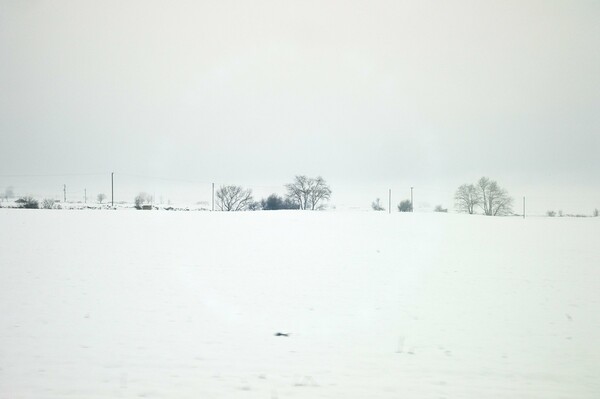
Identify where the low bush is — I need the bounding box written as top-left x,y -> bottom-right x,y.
397,200 -> 413,212
16,196 -> 39,209
42,199 -> 55,209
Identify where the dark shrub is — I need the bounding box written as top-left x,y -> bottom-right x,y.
397,199 -> 413,212
261,194 -> 299,210
16,196 -> 39,209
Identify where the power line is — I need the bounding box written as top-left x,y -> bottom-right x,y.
0,172 -> 106,178
118,173 -> 212,185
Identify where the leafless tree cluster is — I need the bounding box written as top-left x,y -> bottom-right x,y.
285,176 -> 332,210
134,192 -> 153,209
216,185 -> 253,211
454,177 -> 513,216
454,184 -> 479,214
478,177 -> 513,216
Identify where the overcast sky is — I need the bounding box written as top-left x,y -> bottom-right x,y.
1,1 -> 599,212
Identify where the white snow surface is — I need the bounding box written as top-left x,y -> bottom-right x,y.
1,210 -> 599,398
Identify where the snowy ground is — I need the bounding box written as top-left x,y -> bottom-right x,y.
0,209 -> 599,398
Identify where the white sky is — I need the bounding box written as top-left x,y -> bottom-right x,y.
1,1 -> 599,213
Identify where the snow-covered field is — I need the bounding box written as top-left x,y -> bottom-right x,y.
1,209 -> 599,398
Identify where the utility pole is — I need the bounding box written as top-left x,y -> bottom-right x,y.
84,188 -> 87,204
410,186 -> 414,212
388,189 -> 391,214
63,184 -> 66,202
111,172 -> 114,208
212,183 -> 215,211
523,196 -> 526,219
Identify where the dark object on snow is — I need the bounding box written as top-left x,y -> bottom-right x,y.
274,332 -> 289,337
16,197 -> 39,209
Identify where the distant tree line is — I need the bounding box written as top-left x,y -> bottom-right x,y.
369,198 -> 444,213
3,179 -> 596,216
547,208 -> 598,218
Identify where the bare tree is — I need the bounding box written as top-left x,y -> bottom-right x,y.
285,175 -> 331,210
3,186 -> 14,202
477,177 -> 513,216
216,185 -> 253,211
42,198 -> 55,209
454,184 -> 481,214
308,176 -> 332,210
285,175 -> 311,210
371,198 -> 385,211
97,193 -> 106,203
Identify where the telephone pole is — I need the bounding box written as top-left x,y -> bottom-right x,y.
111,172 -> 114,207
212,183 -> 215,211
63,184 -> 66,202
523,196 -> 526,219
410,186 -> 414,212
84,188 -> 87,204
388,189 -> 391,214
